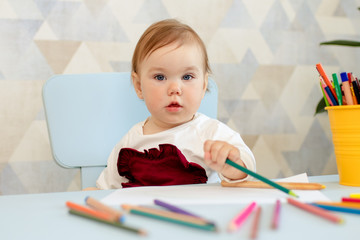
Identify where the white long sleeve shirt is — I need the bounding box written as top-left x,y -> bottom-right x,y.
96,113 -> 256,189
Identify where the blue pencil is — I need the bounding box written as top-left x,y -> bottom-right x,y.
312,203 -> 360,215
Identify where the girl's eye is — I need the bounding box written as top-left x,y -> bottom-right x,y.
154,75 -> 165,81
183,74 -> 193,80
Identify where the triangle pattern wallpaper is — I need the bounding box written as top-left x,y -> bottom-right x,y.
1,0 -> 360,194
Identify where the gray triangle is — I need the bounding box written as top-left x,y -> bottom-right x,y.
334,2 -> 347,17
220,0 -> 255,28
300,84 -> 324,117
9,161 -> 79,194
282,119 -> 333,175
133,0 -> 170,23
110,61 -> 131,72
33,0 -> 58,18
0,164 -> 28,195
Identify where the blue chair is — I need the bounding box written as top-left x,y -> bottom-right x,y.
42,72 -> 218,189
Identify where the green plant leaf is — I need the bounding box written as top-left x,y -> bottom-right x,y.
314,98 -> 327,116
320,40 -> 360,47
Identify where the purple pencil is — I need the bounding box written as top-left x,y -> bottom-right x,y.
271,199 -> 281,229
154,199 -> 216,226
154,199 -> 200,217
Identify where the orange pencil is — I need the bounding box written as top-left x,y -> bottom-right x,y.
316,63 -> 337,101
316,201 -> 360,209
287,198 -> 343,224
66,201 -> 118,222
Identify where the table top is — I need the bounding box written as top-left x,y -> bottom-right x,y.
0,175 -> 358,240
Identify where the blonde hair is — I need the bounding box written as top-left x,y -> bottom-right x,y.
131,19 -> 211,75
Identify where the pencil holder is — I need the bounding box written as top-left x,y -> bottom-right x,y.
326,105 -> 360,186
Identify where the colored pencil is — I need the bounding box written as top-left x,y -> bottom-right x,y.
228,201 -> 257,232
154,199 -> 216,226
66,201 -> 117,222
312,203 -> 360,215
315,201 -> 360,209
287,198 -> 343,224
122,204 -> 216,231
221,180 -> 325,190
350,193 -> 360,199
316,63 -> 337,100
225,159 -> 298,198
85,196 -> 125,222
250,206 -> 261,240
154,199 -> 200,217
69,209 -> 147,235
342,197 -> 360,204
271,199 -> 281,229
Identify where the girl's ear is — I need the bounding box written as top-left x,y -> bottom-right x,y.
202,73 -> 209,98
132,72 -> 143,99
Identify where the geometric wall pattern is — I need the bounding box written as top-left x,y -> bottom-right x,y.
1,0 -> 360,195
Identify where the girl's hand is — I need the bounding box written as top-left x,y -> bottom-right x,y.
203,140 -> 247,180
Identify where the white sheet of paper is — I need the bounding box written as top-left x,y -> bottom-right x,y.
101,173 -> 329,206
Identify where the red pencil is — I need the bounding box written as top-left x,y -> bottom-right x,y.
287,198 -> 343,224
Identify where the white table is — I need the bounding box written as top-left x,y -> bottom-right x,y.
0,175 -> 358,240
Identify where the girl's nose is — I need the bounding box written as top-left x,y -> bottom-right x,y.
168,81 -> 182,95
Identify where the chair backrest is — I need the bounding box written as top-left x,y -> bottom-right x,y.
42,72 -> 218,188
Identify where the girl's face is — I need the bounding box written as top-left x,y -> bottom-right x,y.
132,42 -> 208,134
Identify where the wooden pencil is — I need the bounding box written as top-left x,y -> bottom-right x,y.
271,199 -> 281,229
122,204 -> 216,231
221,180 -> 325,190
250,206 -> 261,239
66,201 -> 117,222
85,196 -> 125,222
69,209 -> 147,235
225,159 -> 298,197
287,198 -> 343,224
315,201 -> 360,209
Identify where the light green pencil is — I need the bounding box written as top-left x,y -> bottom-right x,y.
225,159 -> 299,198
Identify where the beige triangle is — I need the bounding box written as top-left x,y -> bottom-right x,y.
162,0 -> 233,43
207,29 -> 244,64
64,43 -> 102,74
66,171 -> 82,191
8,121 -> 53,163
35,40 -> 81,74
241,83 -> 261,100
251,136 -> 280,178
84,0 -> 109,17
34,21 -> 58,40
0,80 -> 43,163
0,0 -> 17,19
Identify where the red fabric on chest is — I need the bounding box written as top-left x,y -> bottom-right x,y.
117,144 -> 208,188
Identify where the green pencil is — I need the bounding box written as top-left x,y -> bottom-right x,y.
225,159 -> 298,198
69,209 -> 147,235
122,206 -> 216,232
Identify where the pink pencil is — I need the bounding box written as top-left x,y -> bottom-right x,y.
271,199 -> 281,229
228,201 -> 257,232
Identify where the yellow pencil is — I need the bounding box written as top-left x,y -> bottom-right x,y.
221,181 -> 325,190
350,193 -> 360,199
